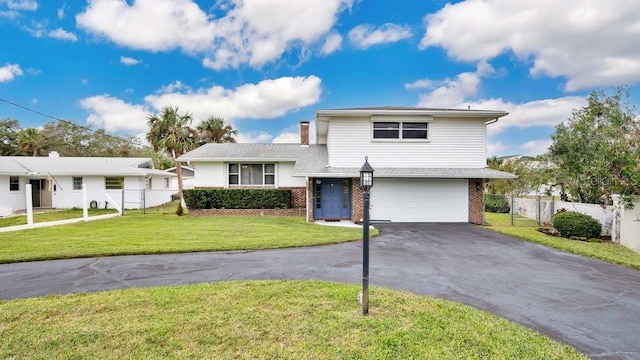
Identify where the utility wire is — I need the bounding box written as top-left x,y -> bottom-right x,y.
0,97 -> 152,149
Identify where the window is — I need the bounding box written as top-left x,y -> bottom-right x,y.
228,163 -> 276,186
73,177 -> 83,190
9,177 -> 19,191
372,121 -> 428,140
164,178 -> 170,189
105,177 -> 124,190
145,177 -> 152,189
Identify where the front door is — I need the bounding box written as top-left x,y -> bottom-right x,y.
314,179 -> 351,220
29,180 -> 41,207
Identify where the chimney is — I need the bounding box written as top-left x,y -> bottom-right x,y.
300,120 -> 310,147
49,151 -> 60,158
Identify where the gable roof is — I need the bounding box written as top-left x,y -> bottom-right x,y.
0,156 -> 175,177
178,143 -> 327,167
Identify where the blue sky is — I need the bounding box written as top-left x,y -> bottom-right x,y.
2,0 -> 640,156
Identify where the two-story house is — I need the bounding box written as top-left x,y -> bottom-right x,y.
178,107 -> 516,224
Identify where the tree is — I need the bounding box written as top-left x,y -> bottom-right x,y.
17,127 -> 46,156
197,116 -> 237,144
546,86 -> 640,205
486,156 -> 546,196
146,106 -> 199,207
0,119 -> 20,155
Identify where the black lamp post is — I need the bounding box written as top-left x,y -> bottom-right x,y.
359,156 -> 374,315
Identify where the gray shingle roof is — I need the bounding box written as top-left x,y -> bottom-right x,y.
179,144 -> 515,179
0,157 -> 176,177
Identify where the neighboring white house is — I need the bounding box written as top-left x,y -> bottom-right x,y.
0,152 -> 177,213
166,164 -> 195,189
178,107 -> 516,223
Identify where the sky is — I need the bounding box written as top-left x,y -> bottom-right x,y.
2,0 -> 640,157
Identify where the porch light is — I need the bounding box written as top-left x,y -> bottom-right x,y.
359,156 -> 374,315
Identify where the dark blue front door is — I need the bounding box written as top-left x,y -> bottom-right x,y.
314,179 -> 351,219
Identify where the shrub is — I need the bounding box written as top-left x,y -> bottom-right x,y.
485,194 -> 510,213
183,189 -> 291,209
552,211 -> 602,239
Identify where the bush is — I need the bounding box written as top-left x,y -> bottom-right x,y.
485,194 -> 510,213
552,211 -> 602,239
183,189 -> 291,210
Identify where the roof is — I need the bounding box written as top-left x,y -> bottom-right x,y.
294,166 -> 517,179
178,143 -> 328,164
178,144 -> 516,179
0,156 -> 176,177
315,106 -> 508,120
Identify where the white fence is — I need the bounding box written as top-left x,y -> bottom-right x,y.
513,197 -> 614,236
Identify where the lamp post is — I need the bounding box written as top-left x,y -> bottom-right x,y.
359,156 -> 374,315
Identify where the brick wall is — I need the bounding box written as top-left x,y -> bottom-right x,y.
351,178 -> 363,223
306,179 -> 314,222
469,178 -> 484,224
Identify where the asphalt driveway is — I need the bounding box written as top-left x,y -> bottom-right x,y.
1,223 -> 639,359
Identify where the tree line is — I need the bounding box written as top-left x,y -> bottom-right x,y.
487,86 -> 640,207
0,107 -> 237,173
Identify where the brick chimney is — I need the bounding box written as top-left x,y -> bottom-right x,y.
300,121 -> 310,147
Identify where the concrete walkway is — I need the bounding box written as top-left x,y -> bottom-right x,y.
1,223 -> 639,359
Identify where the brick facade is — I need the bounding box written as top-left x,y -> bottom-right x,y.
351,178 -> 363,223
468,178 -> 484,224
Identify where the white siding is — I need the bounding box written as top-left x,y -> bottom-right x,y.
193,162 -> 226,187
277,162 -> 306,187
327,116 -> 487,168
0,176 -> 27,211
192,161 -> 304,188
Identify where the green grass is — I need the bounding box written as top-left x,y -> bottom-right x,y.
0,280 -> 585,359
484,212 -> 640,270
0,203 -> 371,263
0,208 -> 118,228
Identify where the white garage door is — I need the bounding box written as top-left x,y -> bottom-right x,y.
370,178 -> 469,222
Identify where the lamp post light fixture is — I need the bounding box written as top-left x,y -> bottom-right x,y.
359,156 -> 374,315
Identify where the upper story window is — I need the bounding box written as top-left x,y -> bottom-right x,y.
372,121 -> 428,140
10,177 -> 19,191
228,163 -> 275,186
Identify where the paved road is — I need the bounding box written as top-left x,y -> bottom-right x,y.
1,223 -> 639,359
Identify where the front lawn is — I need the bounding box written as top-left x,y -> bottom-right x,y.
0,207 -> 370,263
0,280 -> 585,359
484,213 -> 640,270
0,208 -> 118,228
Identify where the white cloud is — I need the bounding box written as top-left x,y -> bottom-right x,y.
1,0 -> 37,10
414,63 -> 494,108
57,6 -> 64,19
77,0 -> 352,69
272,131 -> 299,144
320,32 -> 343,55
120,56 -> 141,66
236,131 -> 273,143
76,0 -> 216,53
348,23 -> 412,49
520,139 -> 552,156
421,0 -> 640,90
0,63 -> 23,82
487,141 -> 507,157
48,28 -> 77,41
80,95 -> 151,133
157,80 -> 189,93
145,75 -> 322,124
80,76 -> 323,134
404,79 -> 436,90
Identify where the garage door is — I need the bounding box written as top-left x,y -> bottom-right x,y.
370,178 -> 469,222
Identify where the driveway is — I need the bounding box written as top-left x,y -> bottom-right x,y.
1,223 -> 639,359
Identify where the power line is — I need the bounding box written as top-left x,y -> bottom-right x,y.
0,97 -> 152,149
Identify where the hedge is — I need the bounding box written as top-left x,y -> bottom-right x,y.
485,194 -> 510,213
183,189 -> 291,209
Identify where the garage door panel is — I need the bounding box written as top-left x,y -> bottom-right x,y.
370,178 -> 468,222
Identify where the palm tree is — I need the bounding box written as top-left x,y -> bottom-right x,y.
146,106 -> 199,208
197,116 -> 237,144
17,128 -> 46,156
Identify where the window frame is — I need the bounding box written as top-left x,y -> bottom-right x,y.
73,177 -> 83,191
228,163 -> 276,186
105,176 -> 124,190
9,176 -> 19,191
371,118 -> 430,141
